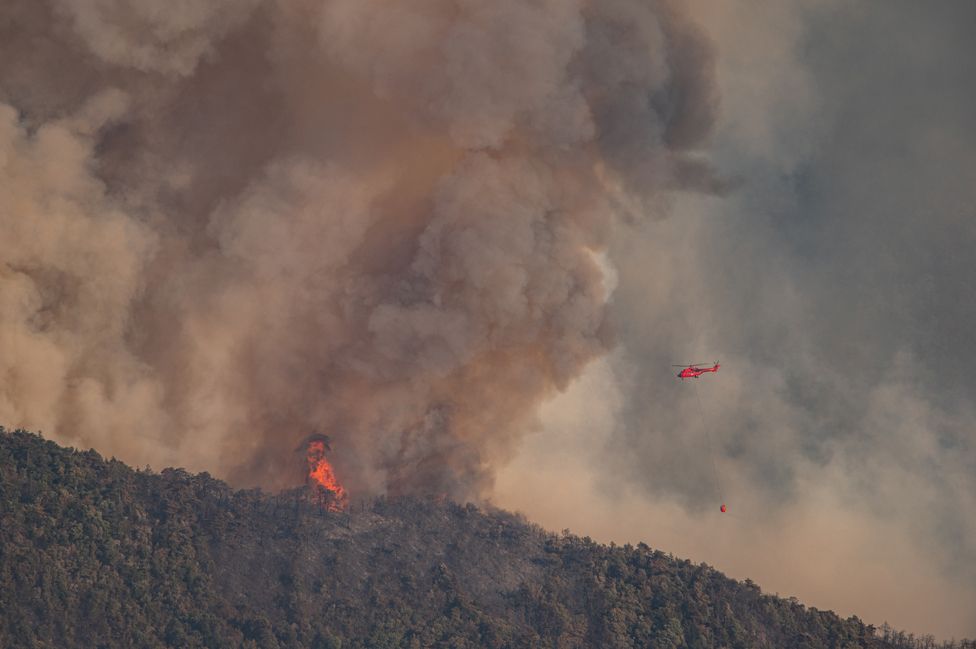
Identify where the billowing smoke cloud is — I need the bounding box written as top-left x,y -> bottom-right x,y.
0,0 -> 719,498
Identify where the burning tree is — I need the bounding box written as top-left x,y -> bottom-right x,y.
303,435 -> 348,512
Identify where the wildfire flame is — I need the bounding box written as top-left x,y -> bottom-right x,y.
306,439 -> 348,512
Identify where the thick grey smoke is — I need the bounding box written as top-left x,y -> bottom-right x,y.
498,1 -> 976,639
0,0 -> 718,498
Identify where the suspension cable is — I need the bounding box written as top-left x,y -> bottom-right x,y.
692,379 -> 725,510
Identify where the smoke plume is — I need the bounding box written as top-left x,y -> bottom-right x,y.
0,0 -> 719,498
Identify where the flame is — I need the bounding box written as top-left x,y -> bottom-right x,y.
306,439 -> 348,512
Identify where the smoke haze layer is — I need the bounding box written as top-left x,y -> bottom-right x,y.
0,0 -> 718,498
497,1 -> 976,639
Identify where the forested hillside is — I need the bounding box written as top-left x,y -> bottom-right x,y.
0,429 -> 966,648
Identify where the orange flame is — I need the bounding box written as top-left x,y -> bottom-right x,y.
306,440 -> 348,512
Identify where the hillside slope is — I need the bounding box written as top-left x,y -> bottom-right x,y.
0,429 -> 952,648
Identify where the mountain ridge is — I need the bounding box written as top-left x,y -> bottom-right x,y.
0,428 -> 963,648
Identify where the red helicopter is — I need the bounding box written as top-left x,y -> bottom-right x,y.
673,361 -> 720,379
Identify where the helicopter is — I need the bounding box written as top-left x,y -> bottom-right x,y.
673,361 -> 720,379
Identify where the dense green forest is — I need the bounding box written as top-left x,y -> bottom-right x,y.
0,428 -> 969,649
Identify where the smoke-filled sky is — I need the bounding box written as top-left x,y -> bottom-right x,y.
498,0 -> 976,639
1,0 -> 974,639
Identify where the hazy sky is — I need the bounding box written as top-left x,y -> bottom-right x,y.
498,1 -> 976,639
1,0 -> 973,639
